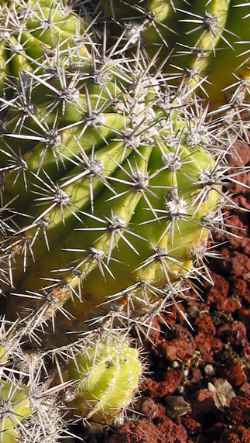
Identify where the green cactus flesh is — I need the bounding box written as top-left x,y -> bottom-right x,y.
0,5 -> 222,325
1,61 -> 221,323
0,0 -> 246,434
205,0 -> 250,104
101,0 -> 250,103
172,0 -> 231,87
101,0 -> 181,53
0,346 -> 8,365
63,336 -> 142,424
0,0 -> 90,90
0,380 -> 32,443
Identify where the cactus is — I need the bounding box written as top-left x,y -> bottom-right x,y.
63,333 -> 142,425
205,0 -> 250,104
0,0 -> 145,431
0,320 -> 21,366
0,321 -> 142,439
0,324 -> 68,442
0,379 -> 32,443
100,0 -> 250,104
100,0 -> 180,56
0,366 -> 67,442
0,0 -> 248,438
0,0 -> 243,358
0,0 -> 90,90
1,46 -> 222,328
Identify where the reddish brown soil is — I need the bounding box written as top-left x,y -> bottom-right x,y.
84,140 -> 250,443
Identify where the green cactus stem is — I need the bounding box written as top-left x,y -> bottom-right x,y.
0,380 -> 32,443
170,0 -> 231,91
0,0 -> 247,436
101,0 -> 181,54
205,0 -> 250,104
63,334 -> 142,424
1,43 -> 225,331
0,0 -> 90,90
99,0 -> 250,104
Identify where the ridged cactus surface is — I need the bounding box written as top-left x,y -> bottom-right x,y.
64,335 -> 142,424
0,1 -> 144,436
0,319 -> 142,440
0,0 -> 244,359
1,48 -> 221,326
0,0 -> 248,439
0,380 -> 32,443
100,0 -> 250,104
0,0 -> 90,89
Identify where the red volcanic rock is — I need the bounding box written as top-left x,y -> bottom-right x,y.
189,368 -> 202,384
231,253 -> 250,279
234,195 -> 250,211
181,415 -> 201,435
231,321 -> 247,345
195,332 -> 223,363
195,333 -> 214,363
140,398 -> 165,420
192,389 -> 216,418
221,432 -> 241,443
107,417 -> 188,443
224,361 -> 247,388
143,369 -> 183,398
240,383 -> 250,399
104,136 -> 250,443
229,396 -> 250,425
219,297 -> 241,313
234,279 -> 250,303
230,141 -> 250,167
239,308 -> 250,333
162,326 -> 195,362
195,313 -> 216,335
207,274 -> 230,308
228,228 -> 250,255
217,321 -> 247,347
238,426 -> 250,443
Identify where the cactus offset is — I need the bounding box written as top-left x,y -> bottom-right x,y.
0,379 -> 32,443
63,334 -> 142,424
0,319 -> 142,440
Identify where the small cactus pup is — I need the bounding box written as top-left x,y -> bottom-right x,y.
0,318 -> 142,432
0,317 -> 73,440
62,333 -> 142,425
0,379 -> 32,443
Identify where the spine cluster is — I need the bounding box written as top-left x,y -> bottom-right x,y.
0,0 -> 249,440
